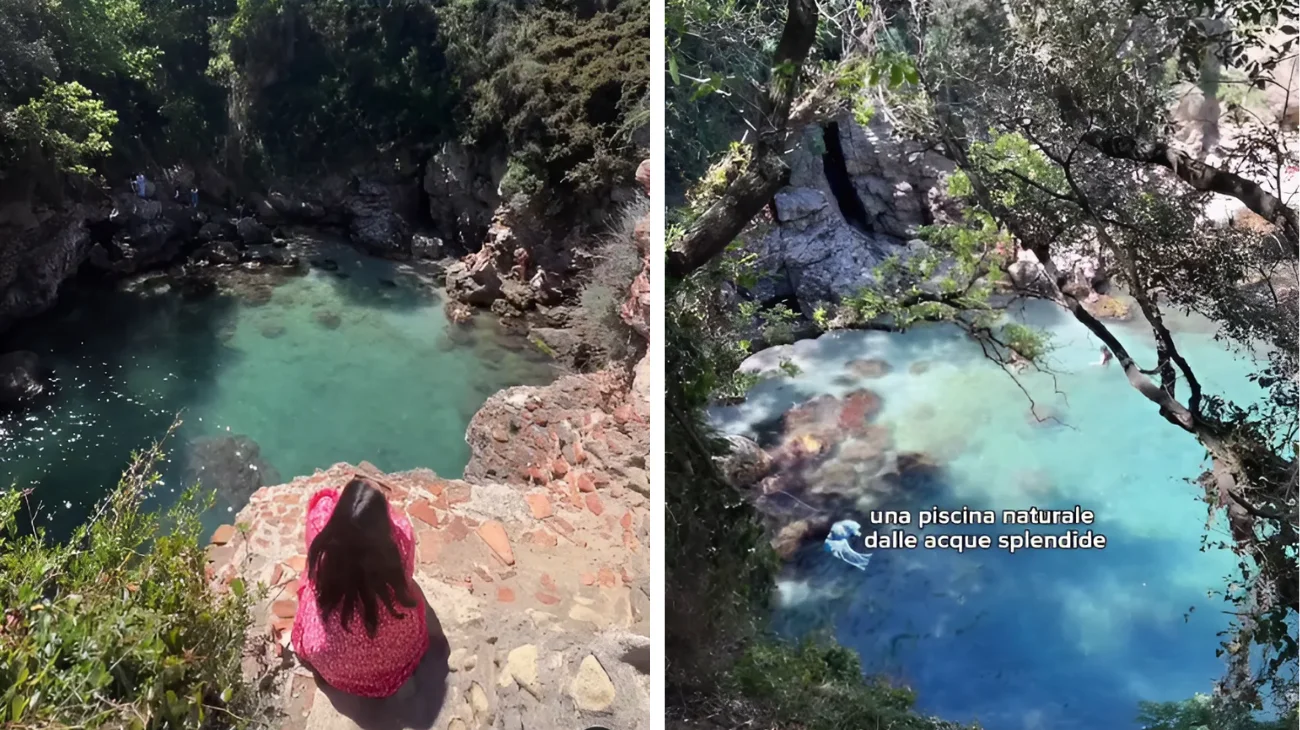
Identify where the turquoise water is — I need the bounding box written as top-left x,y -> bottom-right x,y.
0,235 -> 556,540
711,300 -> 1281,730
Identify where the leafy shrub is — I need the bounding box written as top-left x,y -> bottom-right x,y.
5,80 -> 117,175
729,638 -> 971,730
499,156 -> 545,202
463,0 -> 650,198
0,433 -> 255,729
1136,694 -> 1298,730
576,195 -> 648,367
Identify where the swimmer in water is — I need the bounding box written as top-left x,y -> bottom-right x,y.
1097,346 -> 1113,367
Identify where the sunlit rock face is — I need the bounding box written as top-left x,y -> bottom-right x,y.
741,118 -> 954,311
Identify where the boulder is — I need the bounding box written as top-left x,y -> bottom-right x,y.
194,241 -> 241,265
236,217 -> 273,246
773,187 -> 829,222
244,244 -> 299,268
0,351 -> 51,408
346,179 -> 411,256
411,233 -> 445,260
198,222 -> 224,242
181,434 -> 282,508
445,257 -> 503,306
715,434 -> 772,489
0,215 -> 94,331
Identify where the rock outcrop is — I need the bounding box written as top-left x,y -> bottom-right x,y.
463,367 -> 650,497
205,458 -> 650,730
183,433 -> 283,508
442,159 -> 650,321
743,120 -> 953,310
619,160 -> 652,340
0,350 -> 52,408
424,142 -> 504,252
0,207 -> 97,331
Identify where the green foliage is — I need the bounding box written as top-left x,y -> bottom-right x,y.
499,157 -> 545,201
575,196 -> 649,367
211,0 -> 456,172
0,436 -> 254,729
7,80 -> 117,175
460,0 -> 649,197
728,638 -> 970,730
1136,694 -> 1298,730
758,303 -> 800,345
0,0 -> 231,179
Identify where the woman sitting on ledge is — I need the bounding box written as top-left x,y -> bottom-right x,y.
291,477 -> 429,697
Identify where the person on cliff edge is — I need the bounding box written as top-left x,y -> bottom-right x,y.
291,476 -> 430,697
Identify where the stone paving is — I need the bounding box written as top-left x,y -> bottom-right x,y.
207,461 -> 650,730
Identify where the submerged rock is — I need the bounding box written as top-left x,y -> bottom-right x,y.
182,434 -> 282,508
846,358 -> 891,378
314,310 -> 343,329
716,434 -> 772,489
1083,294 -> 1133,321
259,322 -> 286,339
0,351 -> 51,408
771,517 -> 830,561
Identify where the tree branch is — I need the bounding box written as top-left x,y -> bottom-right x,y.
667,0 -> 821,279
1081,130 -> 1299,246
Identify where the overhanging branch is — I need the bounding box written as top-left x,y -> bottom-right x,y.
1082,130 -> 1299,247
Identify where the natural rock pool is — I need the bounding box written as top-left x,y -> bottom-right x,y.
1,234 -> 556,540
711,300 -> 1272,730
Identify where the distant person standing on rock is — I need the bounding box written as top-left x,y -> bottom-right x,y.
292,477 -> 429,698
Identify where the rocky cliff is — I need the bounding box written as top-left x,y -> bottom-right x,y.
201,165 -> 653,730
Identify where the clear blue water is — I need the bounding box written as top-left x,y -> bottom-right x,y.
711,299 -> 1282,730
0,235 -> 556,540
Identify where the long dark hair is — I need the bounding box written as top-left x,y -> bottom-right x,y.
307,477 -> 418,637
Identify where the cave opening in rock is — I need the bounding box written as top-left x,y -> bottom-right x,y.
821,122 -> 872,233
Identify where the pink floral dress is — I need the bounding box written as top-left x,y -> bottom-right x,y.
290,488 -> 429,697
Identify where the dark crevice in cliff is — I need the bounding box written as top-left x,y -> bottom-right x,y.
821,122 -> 871,234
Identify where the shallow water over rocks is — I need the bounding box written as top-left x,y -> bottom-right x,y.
1,234 -> 557,540
712,299 -> 1270,730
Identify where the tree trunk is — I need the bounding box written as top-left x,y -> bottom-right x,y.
667,0 -> 821,279
666,153 -> 789,278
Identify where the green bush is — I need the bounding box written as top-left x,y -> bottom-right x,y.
0,434 -> 255,729
1136,694 -> 1298,730
499,156 -> 545,202
576,196 -> 649,367
730,639 -> 972,730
